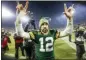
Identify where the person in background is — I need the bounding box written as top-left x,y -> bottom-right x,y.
75,25 -> 86,60
1,28 -> 11,54
28,11 -> 36,29
23,37 -> 35,60
15,0 -> 29,59
23,17 -> 35,60
15,3 -> 74,60
14,33 -> 25,59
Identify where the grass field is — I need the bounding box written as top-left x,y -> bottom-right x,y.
4,33 -> 86,60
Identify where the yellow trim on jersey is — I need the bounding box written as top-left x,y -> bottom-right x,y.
29,32 -> 35,40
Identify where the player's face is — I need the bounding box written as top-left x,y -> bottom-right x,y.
40,22 -> 49,34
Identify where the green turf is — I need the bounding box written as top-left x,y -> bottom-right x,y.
6,35 -> 23,57
54,39 -> 76,59
5,34 -> 77,60
7,35 -> 15,54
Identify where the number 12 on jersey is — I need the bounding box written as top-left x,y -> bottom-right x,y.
39,37 -> 54,52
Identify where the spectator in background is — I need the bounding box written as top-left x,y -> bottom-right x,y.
23,38 -> 35,60
23,14 -> 35,60
28,11 -> 36,29
1,28 -> 11,54
23,24 -> 35,60
75,26 -> 86,60
14,33 -> 25,59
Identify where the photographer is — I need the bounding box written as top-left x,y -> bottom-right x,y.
75,26 -> 86,60
23,11 -> 35,60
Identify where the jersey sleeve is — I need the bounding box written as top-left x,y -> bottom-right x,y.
50,29 -> 59,40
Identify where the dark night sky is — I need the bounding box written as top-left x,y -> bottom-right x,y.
1,1 -> 86,29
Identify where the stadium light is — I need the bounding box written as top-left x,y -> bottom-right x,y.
2,6 -> 14,18
21,15 -> 30,23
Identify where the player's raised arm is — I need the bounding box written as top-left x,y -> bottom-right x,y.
58,4 -> 74,38
24,0 -> 29,12
15,8 -> 30,39
16,1 -> 19,16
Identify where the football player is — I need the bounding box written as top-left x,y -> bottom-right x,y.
15,2 -> 74,60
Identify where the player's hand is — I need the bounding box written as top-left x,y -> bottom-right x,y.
63,4 -> 75,19
16,1 -> 20,9
24,0 -> 29,12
